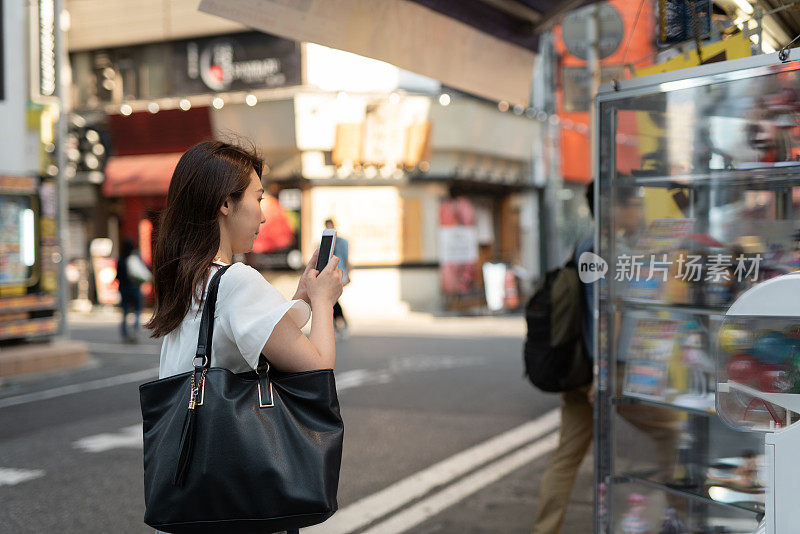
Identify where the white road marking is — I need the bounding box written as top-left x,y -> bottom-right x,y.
335,369 -> 393,390
86,342 -> 161,355
389,355 -> 488,372
0,350 -> 482,410
74,424 -> 143,453
303,408 -> 560,534
64,369 -> 400,452
0,368 -> 159,409
335,356 -> 487,392
360,432 -> 560,534
0,467 -> 45,486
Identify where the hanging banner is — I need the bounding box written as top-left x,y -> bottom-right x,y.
439,197 -> 479,299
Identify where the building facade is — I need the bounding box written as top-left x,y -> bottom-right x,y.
65,0 -> 542,315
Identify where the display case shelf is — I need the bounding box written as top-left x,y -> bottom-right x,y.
613,395 -> 717,417
625,164 -> 800,189
618,297 -> 728,317
620,471 -> 764,516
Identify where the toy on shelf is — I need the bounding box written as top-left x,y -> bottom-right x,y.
657,507 -> 687,534
620,493 -> 653,534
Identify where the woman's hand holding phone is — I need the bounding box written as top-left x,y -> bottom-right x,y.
307,255 -> 343,307
292,249 -> 320,305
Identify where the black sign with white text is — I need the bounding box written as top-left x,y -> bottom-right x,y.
74,32 -> 301,106
172,32 -> 301,95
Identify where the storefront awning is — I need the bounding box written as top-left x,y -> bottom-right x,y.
198,0 -> 591,105
102,153 -> 183,197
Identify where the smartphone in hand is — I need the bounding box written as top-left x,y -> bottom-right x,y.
315,229 -> 337,271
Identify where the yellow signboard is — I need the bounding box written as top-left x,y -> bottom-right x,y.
635,33 -> 752,78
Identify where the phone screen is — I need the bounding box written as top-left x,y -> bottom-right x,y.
316,235 -> 334,271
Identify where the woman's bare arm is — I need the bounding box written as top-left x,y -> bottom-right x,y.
261,256 -> 342,372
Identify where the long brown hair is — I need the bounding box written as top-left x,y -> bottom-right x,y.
146,140 -> 263,338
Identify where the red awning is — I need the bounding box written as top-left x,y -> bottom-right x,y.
102,153 -> 183,197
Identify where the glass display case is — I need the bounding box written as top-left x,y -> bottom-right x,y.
594,51 -> 800,533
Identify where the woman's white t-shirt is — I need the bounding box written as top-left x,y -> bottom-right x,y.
158,261 -> 311,379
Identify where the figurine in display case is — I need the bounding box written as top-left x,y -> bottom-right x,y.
681,327 -> 714,397
673,322 -> 715,409
657,507 -> 687,534
620,493 -> 653,534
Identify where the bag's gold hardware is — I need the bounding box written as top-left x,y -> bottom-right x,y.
188,369 -> 208,410
258,380 -> 274,408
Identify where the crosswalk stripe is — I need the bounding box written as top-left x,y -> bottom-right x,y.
303,408 -> 560,534
0,354 -> 484,410
335,369 -> 393,390
360,432 -> 560,534
0,468 -> 45,486
0,368 -> 159,409
74,424 -> 143,453
86,342 -> 161,355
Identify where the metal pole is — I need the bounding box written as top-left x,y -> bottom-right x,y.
756,7 -> 763,55
54,0 -> 70,339
588,2 -> 601,182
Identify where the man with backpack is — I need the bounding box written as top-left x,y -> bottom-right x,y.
530,182 -> 595,534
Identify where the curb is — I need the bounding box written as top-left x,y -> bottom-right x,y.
0,339 -> 90,377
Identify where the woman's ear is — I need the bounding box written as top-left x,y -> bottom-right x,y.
219,198 -> 231,216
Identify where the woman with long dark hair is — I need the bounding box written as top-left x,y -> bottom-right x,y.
145,140 -> 343,534
147,140 -> 342,376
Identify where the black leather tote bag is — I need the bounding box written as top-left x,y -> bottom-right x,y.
139,265 -> 344,533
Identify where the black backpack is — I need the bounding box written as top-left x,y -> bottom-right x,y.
523,256 -> 592,392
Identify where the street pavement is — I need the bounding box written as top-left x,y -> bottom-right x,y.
0,311 -> 594,533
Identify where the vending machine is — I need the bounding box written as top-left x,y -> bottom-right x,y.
717,272 -> 800,534
0,175 -> 60,341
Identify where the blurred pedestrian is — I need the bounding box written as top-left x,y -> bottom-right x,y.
325,218 -> 351,334
116,238 -> 150,343
145,141 -> 342,534
531,182 -> 595,534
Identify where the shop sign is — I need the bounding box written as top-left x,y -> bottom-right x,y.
439,226 -> 478,264
90,238 -> 119,306
82,32 -> 300,104
31,0 -> 57,101
38,0 -> 56,97
173,32 -> 301,95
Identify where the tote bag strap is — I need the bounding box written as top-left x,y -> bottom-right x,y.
195,264 -> 232,369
